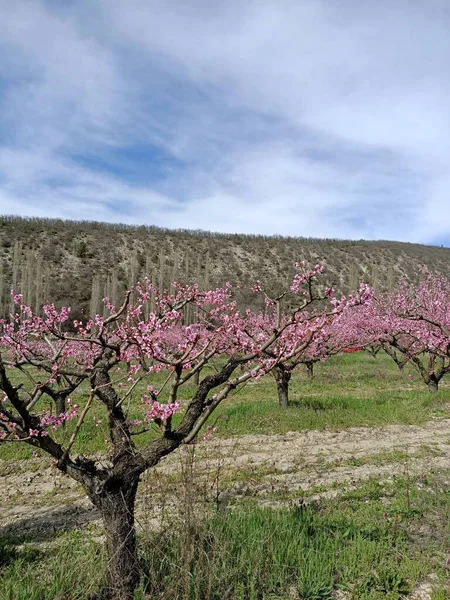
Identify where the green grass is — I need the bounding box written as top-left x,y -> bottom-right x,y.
2,352 -> 450,460
142,502 -> 421,600
214,352 -> 450,435
1,472 -> 449,599
0,530 -> 105,600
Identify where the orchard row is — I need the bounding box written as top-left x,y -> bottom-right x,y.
0,263 -> 448,598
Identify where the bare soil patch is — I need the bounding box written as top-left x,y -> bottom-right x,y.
2,418 -> 450,538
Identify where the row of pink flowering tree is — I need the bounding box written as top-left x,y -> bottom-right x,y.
3,265 -> 450,597
248,267 -> 372,407
349,275 -> 450,391
383,276 -> 450,390
0,264 -> 373,599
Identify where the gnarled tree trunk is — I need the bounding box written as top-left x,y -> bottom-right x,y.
383,345 -> 407,371
427,376 -> 439,392
273,365 -> 291,409
87,474 -> 141,600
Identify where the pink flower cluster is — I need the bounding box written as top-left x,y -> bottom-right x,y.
29,428 -> 48,437
144,401 -> 180,423
290,263 -> 325,295
39,401 -> 79,432
202,425 -> 218,441
126,419 -> 143,429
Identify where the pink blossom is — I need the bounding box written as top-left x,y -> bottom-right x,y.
144,401 -> 180,423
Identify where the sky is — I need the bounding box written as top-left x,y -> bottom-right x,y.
1,0 -> 450,244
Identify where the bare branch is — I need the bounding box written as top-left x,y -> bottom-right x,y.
58,388 -> 95,467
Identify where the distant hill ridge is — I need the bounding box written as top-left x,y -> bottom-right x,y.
1,215 -> 449,320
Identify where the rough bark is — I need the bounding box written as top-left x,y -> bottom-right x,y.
367,344 -> 381,358
89,476 -> 140,600
410,355 -> 443,392
274,366 -> 291,409
427,377 -> 439,392
383,345 -> 408,371
305,361 -> 314,379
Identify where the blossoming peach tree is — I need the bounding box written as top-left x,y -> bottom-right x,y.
247,265 -> 374,407
0,265 -> 364,599
350,275 -> 450,391
385,274 -> 450,390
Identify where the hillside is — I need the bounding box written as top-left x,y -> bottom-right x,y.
1,215 -> 449,319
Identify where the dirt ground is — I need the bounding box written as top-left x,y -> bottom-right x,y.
2,418 -> 449,598
2,417 -> 450,535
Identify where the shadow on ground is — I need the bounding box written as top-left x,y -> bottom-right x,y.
0,504 -> 100,541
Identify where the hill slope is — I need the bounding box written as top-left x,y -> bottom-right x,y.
1,215 -> 449,319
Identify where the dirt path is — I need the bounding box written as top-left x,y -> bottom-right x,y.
189,417 -> 450,500
2,418 -> 450,538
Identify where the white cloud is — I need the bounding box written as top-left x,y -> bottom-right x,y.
1,0 -> 450,243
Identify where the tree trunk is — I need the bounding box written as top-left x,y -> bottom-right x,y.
274,366 -> 291,409
193,367 -> 200,386
427,378 -> 439,392
366,345 -> 380,359
55,396 -> 66,415
93,476 -> 141,600
305,361 -> 314,379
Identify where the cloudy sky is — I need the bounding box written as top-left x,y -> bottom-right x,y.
1,0 -> 449,244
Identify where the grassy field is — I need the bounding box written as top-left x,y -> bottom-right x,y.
1,351 -> 450,598
1,471 -> 449,599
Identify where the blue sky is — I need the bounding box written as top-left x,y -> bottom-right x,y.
1,0 -> 450,244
